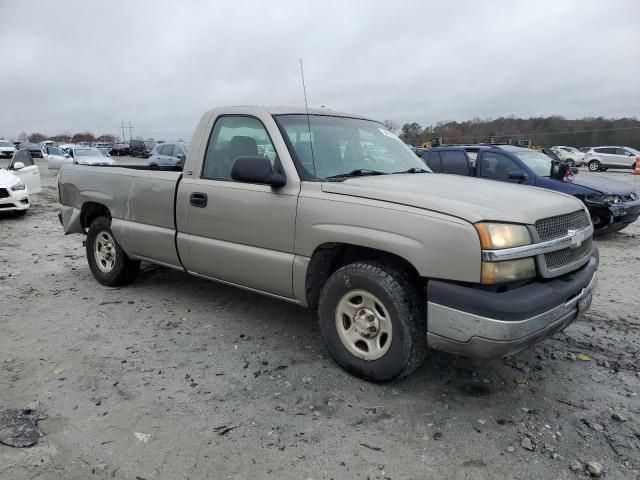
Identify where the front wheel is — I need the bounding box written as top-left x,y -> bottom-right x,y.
588,160 -> 601,172
318,261 -> 426,382
86,216 -> 140,286
566,159 -> 575,167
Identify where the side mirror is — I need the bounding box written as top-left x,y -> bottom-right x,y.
176,153 -> 185,161
12,161 -> 25,170
231,156 -> 286,187
508,171 -> 527,181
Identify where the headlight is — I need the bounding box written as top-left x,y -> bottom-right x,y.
10,181 -> 26,191
481,258 -> 536,284
475,223 -> 531,249
585,194 -> 621,204
475,223 -> 535,284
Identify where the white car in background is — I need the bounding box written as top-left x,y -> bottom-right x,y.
0,139 -> 17,158
68,147 -> 115,166
550,146 -> 586,166
0,150 -> 42,215
43,145 -> 73,170
583,146 -> 640,172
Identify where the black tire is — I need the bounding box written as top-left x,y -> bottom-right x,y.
86,216 -> 140,286
149,164 -> 158,170
318,261 -> 426,382
566,159 -> 575,167
14,209 -> 27,217
588,160 -> 601,172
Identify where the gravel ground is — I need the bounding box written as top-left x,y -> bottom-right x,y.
1,158 -> 639,480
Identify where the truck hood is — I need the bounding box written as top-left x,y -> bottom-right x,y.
563,174 -> 636,195
0,168 -> 20,187
321,174 -> 584,224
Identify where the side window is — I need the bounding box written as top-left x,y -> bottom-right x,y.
602,147 -> 616,154
160,144 -> 173,155
440,150 -> 471,176
172,145 -> 184,157
15,150 -> 34,166
617,148 -> 632,156
202,116 -> 277,181
426,151 -> 442,172
480,152 -> 520,179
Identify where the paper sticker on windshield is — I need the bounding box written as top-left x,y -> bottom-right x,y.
379,128 -> 402,141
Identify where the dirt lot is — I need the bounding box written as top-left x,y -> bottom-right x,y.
1,158 -> 639,480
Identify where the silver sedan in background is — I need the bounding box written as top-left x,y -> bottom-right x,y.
44,146 -> 73,170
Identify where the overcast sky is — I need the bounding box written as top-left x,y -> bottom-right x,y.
1,0 -> 638,141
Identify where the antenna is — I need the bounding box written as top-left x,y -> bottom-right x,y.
299,59 -> 316,177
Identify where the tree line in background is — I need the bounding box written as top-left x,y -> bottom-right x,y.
8,115 -> 640,149
395,116 -> 640,148
12,131 -> 162,144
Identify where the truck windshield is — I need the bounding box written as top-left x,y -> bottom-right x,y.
513,150 -> 553,177
275,114 -> 430,180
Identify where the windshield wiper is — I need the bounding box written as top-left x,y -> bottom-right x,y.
325,169 -> 387,180
391,167 -> 429,174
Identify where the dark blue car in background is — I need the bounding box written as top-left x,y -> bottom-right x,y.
422,145 -> 640,235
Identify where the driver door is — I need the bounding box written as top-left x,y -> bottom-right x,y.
10,150 -> 41,194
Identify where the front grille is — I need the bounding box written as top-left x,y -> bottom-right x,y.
0,188 -> 9,199
535,210 -> 588,241
544,237 -> 592,270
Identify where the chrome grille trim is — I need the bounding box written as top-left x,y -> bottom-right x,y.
535,210 -> 588,241
544,237 -> 592,270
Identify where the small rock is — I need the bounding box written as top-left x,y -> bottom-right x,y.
586,461 -> 603,477
551,452 -> 560,460
590,423 -> 604,432
433,432 -> 442,441
566,353 -> 576,361
521,437 -> 534,451
506,446 -> 515,453
611,412 -> 627,422
570,461 -> 581,472
134,432 -> 150,443
515,375 -> 527,385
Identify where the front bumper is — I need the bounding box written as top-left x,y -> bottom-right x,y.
588,199 -> 640,233
426,252 -> 598,359
0,188 -> 29,211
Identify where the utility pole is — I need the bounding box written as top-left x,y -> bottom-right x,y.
120,121 -> 127,142
128,121 -> 134,142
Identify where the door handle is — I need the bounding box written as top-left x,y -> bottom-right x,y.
190,192 -> 207,208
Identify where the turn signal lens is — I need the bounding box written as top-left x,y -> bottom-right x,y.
475,223 -> 531,249
481,258 -> 536,284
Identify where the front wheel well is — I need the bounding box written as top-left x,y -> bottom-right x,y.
80,202 -> 111,231
305,243 -> 422,309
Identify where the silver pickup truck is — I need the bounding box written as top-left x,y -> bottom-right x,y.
58,106 -> 599,381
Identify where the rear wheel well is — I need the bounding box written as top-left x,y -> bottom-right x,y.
305,243 -> 422,309
80,202 -> 111,231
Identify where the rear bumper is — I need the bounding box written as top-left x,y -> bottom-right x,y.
426,252 -> 598,359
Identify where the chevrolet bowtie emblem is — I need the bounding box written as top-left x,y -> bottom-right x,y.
567,229 -> 585,249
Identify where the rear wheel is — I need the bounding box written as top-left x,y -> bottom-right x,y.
566,158 -> 575,167
588,160 -> 601,172
86,216 -> 140,286
318,261 -> 426,382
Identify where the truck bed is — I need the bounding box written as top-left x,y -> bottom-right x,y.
58,164 -> 183,268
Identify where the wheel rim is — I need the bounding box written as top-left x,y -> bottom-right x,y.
589,162 -> 598,171
94,231 -> 116,273
335,290 -> 392,361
